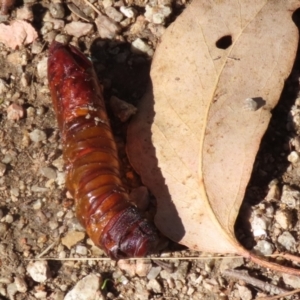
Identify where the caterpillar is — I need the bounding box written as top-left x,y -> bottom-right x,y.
48,41 -> 162,259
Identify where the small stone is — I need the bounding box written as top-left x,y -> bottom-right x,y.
29,129 -> 47,143
95,14 -> 121,39
75,245 -> 88,256
32,199 -> 42,210
6,283 -> 17,299
243,98 -> 259,111
173,262 -> 189,281
237,285 -> 252,300
274,210 -> 293,229
110,96 -> 137,122
40,167 -> 57,179
16,5 -> 33,21
277,231 -> 296,251
219,257 -> 244,273
253,240 -> 274,256
131,38 -> 154,56
102,0 -> 113,8
61,231 -> 85,249
146,279 -> 162,293
48,220 -> 59,230
49,3 -> 65,19
31,40 -> 43,54
281,185 -> 300,208
287,151 -> 299,163
119,275 -> 129,285
52,156 -> 64,172
26,261 -> 51,283
250,214 -> 270,237
105,7 -> 123,22
5,214 -> 13,223
282,273 -> 300,289
37,57 -> 48,78
265,182 -> 281,201
64,22 -> 93,38
136,260 -> 152,277
120,6 -> 136,18
147,266 -> 161,280
34,290 -> 47,299
117,260 -> 136,277
14,276 -> 27,293
144,4 -> 172,24
0,163 -> 6,176
7,103 -> 24,120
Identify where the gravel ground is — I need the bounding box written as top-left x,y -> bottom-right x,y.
1,1 -> 300,300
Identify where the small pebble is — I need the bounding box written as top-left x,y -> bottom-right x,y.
40,167 -> 57,179
16,5 -> 33,21
274,210 -> 293,229
29,129 -> 47,143
136,260 -> 152,277
61,231 -> 85,249
281,185 -> 300,208
64,21 -> 93,38
131,38 -> 154,56
146,279 -> 162,293
26,261 -> 51,283
95,14 -> 121,39
37,57 -> 48,78
253,240 -> 274,256
49,3 -> 65,19
0,223 -> 8,237
237,284 -> 252,300
105,7 -> 123,22
7,103 -> 24,120
120,6 -> 136,18
287,151 -> 299,163
5,214 -> 13,223
277,231 -> 296,251
147,266 -> 161,280
14,276 -> 27,293
250,214 -> 269,237
282,273 -> 300,289
75,245 -> 88,256
117,260 -> 136,277
110,96 -> 137,122
144,4 -> 172,24
243,98 -> 259,111
32,199 -> 42,210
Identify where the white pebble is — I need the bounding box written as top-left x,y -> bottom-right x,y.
243,98 -> 258,111
32,199 -> 42,210
26,261 -> 51,283
250,215 -> 269,237
281,185 -> 300,208
237,284 -> 252,300
277,231 -> 296,251
145,4 -> 171,24
75,245 -> 88,256
120,6 -> 136,18
147,266 -> 161,280
29,129 -> 47,143
64,274 -> 102,300
131,38 -> 154,56
14,276 -> 27,293
40,167 -> 57,179
253,240 -> 274,256
287,151 -> 299,163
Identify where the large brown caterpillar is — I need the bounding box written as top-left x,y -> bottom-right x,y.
48,41 -> 162,259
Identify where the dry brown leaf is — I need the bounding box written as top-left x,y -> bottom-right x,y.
0,20 -> 38,49
127,0 -> 300,274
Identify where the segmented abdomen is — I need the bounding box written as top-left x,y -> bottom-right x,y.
48,41 -> 161,259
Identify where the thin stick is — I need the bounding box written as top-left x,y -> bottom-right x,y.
82,0 -> 102,15
223,269 -> 288,295
36,240 -> 58,258
256,288 -> 300,300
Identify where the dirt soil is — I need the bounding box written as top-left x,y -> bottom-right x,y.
2,1 -> 300,300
